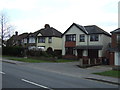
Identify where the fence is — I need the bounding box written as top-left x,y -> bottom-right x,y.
79,58 -> 102,68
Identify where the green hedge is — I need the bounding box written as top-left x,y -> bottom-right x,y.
27,50 -> 49,57
2,46 -> 25,57
27,50 -> 62,58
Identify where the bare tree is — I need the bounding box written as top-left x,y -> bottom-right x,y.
0,11 -> 14,42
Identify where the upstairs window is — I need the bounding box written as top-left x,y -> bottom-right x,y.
38,37 -> 45,43
117,34 -> 120,44
23,38 -> 27,43
90,34 -> 99,41
48,37 -> 52,43
80,34 -> 85,42
29,37 -> 35,43
66,34 -> 76,41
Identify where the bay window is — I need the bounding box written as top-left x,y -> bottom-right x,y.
66,34 -> 76,41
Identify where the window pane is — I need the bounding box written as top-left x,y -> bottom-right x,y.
48,37 -> 52,43
24,38 -> 27,43
38,37 -> 45,43
90,34 -> 99,41
29,37 -> 35,43
66,34 -> 76,41
80,34 -> 85,42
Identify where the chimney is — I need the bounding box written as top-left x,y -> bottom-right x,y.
44,24 -> 50,29
15,31 -> 18,35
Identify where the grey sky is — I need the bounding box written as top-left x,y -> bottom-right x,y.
0,0 -> 119,34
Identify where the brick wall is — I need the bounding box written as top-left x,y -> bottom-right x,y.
111,34 -> 117,48
109,52 -> 114,65
62,55 -> 77,60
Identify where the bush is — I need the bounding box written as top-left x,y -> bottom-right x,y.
27,50 -> 49,57
2,46 -> 25,57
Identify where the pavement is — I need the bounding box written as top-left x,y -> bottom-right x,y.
2,58 -> 26,64
1,58 -> 120,86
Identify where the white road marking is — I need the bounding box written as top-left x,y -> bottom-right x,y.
21,79 -> 52,90
0,71 -> 5,74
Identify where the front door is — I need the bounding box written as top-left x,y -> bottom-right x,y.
88,49 -> 98,59
77,49 -> 83,58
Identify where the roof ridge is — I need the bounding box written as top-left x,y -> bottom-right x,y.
73,23 -> 88,34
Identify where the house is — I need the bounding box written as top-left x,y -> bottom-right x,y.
36,24 -> 62,53
62,23 -> 111,65
106,28 -> 120,66
7,31 -> 28,47
27,32 -> 38,49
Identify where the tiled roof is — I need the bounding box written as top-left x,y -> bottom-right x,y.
62,23 -> 111,37
31,27 -> 62,38
84,25 -> 111,36
28,25 -> 62,37
18,33 -> 28,39
8,33 -> 28,41
39,27 -> 62,37
111,28 -> 120,33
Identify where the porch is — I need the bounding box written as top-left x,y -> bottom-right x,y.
76,45 -> 103,67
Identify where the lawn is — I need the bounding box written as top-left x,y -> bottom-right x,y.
2,55 -> 77,63
93,70 -> 120,78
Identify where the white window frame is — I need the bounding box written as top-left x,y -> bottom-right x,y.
23,38 -> 27,43
29,37 -> 35,43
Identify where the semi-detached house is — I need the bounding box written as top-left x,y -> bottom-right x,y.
36,24 -> 62,52
62,23 -> 111,63
7,24 -> 62,54
24,24 -> 62,53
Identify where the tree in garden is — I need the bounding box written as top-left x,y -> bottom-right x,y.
0,11 -> 14,44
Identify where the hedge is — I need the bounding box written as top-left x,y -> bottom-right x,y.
2,46 -> 25,57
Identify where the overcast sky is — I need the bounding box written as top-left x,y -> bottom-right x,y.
0,0 -> 119,35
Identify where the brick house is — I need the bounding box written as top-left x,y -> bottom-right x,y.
106,28 -> 120,66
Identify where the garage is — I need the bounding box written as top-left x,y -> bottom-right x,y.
115,52 -> 120,66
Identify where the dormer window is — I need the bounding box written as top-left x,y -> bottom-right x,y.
66,34 -> 76,41
90,34 -> 99,41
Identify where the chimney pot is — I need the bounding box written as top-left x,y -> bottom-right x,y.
44,24 -> 50,29
15,31 -> 18,35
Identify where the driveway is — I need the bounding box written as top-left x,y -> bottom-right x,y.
22,61 -> 112,78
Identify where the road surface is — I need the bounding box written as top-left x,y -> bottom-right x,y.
2,62 -> 118,89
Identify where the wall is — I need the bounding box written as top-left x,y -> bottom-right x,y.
101,34 -> 111,57
111,34 -> 117,48
46,37 -> 62,51
37,37 -> 62,51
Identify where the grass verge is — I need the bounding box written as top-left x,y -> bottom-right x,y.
2,55 -> 77,63
93,70 -> 120,78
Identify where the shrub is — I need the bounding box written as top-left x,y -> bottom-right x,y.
27,50 -> 49,57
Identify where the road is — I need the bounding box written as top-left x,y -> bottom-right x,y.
2,62 -> 118,89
